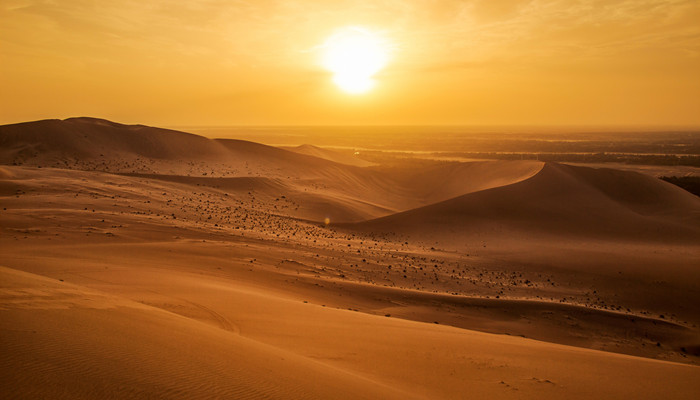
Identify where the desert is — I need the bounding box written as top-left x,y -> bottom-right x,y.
1,117 -> 699,399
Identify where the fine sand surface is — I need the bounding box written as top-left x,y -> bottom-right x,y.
1,118 -> 699,398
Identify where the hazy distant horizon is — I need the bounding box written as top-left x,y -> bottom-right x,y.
175,124 -> 700,132
2,116 -> 699,134
177,124 -> 700,144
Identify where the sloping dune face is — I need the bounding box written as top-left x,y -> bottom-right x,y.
0,267 -> 410,400
390,160 -> 544,206
356,162 -> 700,243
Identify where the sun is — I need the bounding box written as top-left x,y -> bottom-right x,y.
321,27 -> 389,94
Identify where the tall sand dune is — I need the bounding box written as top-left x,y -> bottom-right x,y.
354,162 -> 700,243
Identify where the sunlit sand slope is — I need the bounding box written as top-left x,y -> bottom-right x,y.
1,261 -> 699,400
0,266 -> 412,400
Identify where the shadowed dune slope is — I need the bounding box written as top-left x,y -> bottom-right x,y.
277,160 -> 545,220
0,117 -> 356,178
353,162 -> 700,242
386,160 -> 544,205
0,117 -> 230,160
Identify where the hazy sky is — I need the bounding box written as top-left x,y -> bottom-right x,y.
1,0 -> 699,126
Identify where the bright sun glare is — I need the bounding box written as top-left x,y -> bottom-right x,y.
322,27 -> 389,94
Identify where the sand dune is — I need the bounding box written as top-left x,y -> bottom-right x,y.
0,117 -> 355,179
1,118 -> 699,398
355,162 -> 700,243
385,160 -> 544,206
0,117 -> 229,160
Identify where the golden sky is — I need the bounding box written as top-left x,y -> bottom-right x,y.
1,0 -> 699,126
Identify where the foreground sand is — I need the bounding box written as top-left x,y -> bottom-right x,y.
1,119 -> 699,398
2,241 -> 699,400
